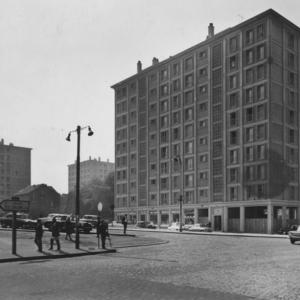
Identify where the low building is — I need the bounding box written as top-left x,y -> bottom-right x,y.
14,184 -> 60,219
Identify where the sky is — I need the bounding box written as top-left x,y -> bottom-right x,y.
0,0 -> 299,194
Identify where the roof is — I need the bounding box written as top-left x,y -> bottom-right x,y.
14,184 -> 59,196
111,8 -> 300,89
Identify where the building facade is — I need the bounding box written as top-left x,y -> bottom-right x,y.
14,184 -> 60,219
112,9 -> 300,233
68,157 -> 114,193
0,139 -> 31,201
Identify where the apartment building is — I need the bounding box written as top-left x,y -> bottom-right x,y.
112,9 -> 300,233
0,139 -> 31,201
68,157 -> 114,192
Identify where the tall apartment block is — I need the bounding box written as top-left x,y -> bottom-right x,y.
112,9 -> 300,233
68,157 -> 114,192
0,139 -> 31,201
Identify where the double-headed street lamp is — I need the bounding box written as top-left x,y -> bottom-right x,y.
174,155 -> 183,232
66,125 -> 94,249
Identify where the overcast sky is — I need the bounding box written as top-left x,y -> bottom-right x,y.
0,0 -> 299,194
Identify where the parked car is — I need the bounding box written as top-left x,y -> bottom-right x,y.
182,223 -> 194,231
43,213 -> 93,234
288,225 -> 300,244
167,222 -> 180,231
135,221 -> 157,229
278,224 -> 298,235
188,223 -> 212,232
0,213 -> 37,230
80,215 -> 98,228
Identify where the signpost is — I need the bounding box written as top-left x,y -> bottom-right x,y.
0,197 -> 30,254
97,202 -> 103,249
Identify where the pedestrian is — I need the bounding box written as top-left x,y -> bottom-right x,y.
96,219 -> 109,249
34,219 -> 43,252
48,217 -> 61,251
65,217 -> 73,241
121,216 -> 128,235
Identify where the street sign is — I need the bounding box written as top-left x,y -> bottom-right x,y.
0,199 -> 30,212
97,202 -> 103,212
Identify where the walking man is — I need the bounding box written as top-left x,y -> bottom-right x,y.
49,217 -> 61,251
34,219 -> 43,252
65,217 -> 73,241
121,216 -> 128,235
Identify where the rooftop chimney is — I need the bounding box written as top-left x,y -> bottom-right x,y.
152,57 -> 159,65
137,60 -> 142,73
207,23 -> 214,39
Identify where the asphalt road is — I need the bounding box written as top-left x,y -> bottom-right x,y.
0,231 -> 299,300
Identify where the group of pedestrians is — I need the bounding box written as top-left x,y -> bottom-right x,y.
34,216 -> 111,252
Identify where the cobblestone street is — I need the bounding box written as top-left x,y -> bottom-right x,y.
1,230 -> 300,300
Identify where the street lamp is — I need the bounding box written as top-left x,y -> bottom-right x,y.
66,125 -> 94,249
174,155 -> 183,232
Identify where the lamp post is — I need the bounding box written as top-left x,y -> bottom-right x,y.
66,125 -> 94,249
174,155 -> 183,232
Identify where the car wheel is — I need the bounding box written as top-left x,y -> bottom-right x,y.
290,238 -> 295,244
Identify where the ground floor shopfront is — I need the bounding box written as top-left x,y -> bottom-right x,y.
114,200 -> 300,234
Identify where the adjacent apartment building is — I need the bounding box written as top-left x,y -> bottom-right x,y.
68,157 -> 114,192
0,139 -> 31,201
112,9 -> 300,233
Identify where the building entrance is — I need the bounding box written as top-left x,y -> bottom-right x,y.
214,215 -> 222,231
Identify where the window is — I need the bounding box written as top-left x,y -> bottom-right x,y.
173,63 -> 180,76
185,158 -> 194,171
160,69 -> 168,81
257,24 -> 265,40
229,55 -> 237,70
246,146 -> 254,161
161,162 -> 169,174
161,115 -> 168,128
257,104 -> 265,120
185,191 -> 194,203
230,37 -> 238,52
199,189 -> 208,198
230,112 -> 238,127
246,30 -> 254,44
288,52 -> 295,69
230,149 -> 238,164
160,146 -> 169,159
185,124 -> 194,138
230,187 -> 238,201
199,67 -> 207,77
199,50 -> 207,60
199,85 -> 208,95
160,100 -> 168,112
199,102 -> 208,112
257,64 -> 266,80
185,141 -> 194,154
173,144 -> 180,156
246,49 -> 254,65
289,129 -> 295,144
257,45 -> 265,60
229,93 -> 239,108
161,177 -> 169,189
173,128 -> 180,140
288,72 -> 295,86
160,131 -> 169,143
257,124 -> 266,140
160,84 -> 169,97
246,69 -> 254,84
185,74 -> 193,88
246,107 -> 254,122
230,168 -> 238,182
173,79 -> 181,92
246,166 -> 254,181
245,88 -> 253,104
199,172 -> 208,180
185,108 -> 193,121
172,95 -> 181,109
288,33 -> 295,49
185,174 -> 194,187
289,110 -> 295,124
257,85 -> 265,100
172,111 -> 181,125
199,137 -> 207,146
184,91 -> 194,105
230,131 -> 238,145
246,127 -> 254,142
200,154 -> 208,162
185,57 -> 194,71
288,91 -> 295,107
229,75 -> 237,89
257,144 -> 265,160
257,165 -> 266,180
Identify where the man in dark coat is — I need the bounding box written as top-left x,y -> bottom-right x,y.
34,219 -> 43,252
65,217 -> 73,241
96,220 -> 109,249
121,216 -> 128,235
49,217 -> 61,251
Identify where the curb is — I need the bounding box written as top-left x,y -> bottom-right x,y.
0,248 -> 116,264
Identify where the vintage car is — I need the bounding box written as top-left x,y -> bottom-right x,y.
0,212 -> 37,230
135,221 -> 157,229
43,213 -> 93,234
188,223 -> 212,232
80,215 -> 98,228
288,225 -> 300,244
